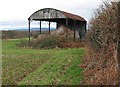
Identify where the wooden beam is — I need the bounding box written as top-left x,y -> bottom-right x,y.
28,20 -> 30,43
85,21 -> 87,34
56,22 -> 58,29
66,19 -> 68,41
49,21 -> 50,34
40,21 -> 41,34
74,20 -> 76,42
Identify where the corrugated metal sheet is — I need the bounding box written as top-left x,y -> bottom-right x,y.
60,11 -> 86,21
29,8 -> 86,22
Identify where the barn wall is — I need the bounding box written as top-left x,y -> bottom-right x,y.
56,19 -> 86,41
56,19 -> 66,28
75,21 -> 86,40
68,20 -> 86,40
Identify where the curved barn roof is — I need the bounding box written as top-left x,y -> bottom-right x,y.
29,8 -> 86,21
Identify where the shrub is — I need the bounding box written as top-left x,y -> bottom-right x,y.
84,1 -> 119,85
17,35 -> 62,49
86,2 -> 118,53
31,31 -> 39,38
17,34 -> 84,49
32,35 -> 61,49
16,39 -> 29,48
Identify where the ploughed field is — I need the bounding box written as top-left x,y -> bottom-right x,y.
2,39 -> 85,85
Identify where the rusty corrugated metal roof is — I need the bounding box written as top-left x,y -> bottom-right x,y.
60,11 -> 86,21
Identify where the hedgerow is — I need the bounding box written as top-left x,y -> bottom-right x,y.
84,1 -> 119,85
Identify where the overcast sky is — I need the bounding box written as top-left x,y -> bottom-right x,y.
0,0 -> 103,30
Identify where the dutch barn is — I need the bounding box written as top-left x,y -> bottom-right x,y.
28,8 -> 87,42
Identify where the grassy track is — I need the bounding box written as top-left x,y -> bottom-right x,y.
2,39 -> 85,85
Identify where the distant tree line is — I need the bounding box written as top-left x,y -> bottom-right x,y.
1,30 -> 52,39
2,30 -> 29,39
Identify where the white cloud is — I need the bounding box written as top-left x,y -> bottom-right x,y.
0,0 -> 103,30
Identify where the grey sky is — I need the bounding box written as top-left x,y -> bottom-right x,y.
0,0 -> 103,30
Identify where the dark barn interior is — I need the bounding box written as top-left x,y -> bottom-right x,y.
28,8 -> 87,42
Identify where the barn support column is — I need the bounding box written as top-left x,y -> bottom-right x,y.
74,20 -> 76,42
85,21 -> 87,34
40,21 -> 41,34
66,19 -> 68,41
79,22 -> 82,42
49,21 -> 50,34
28,19 -> 31,43
56,21 -> 58,29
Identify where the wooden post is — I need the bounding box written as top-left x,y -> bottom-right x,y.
85,21 -> 87,34
56,22 -> 58,29
66,19 -> 68,41
28,19 -> 30,43
49,21 -> 50,34
40,21 -> 41,34
74,20 -> 76,42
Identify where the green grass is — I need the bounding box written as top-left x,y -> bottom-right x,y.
2,39 -> 85,85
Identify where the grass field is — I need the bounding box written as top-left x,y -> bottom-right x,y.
2,39 -> 85,85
